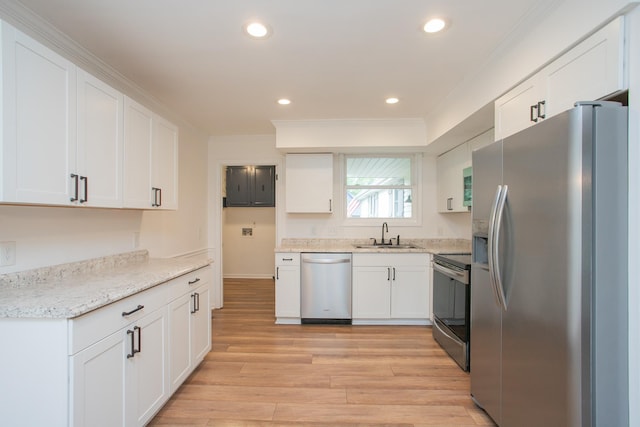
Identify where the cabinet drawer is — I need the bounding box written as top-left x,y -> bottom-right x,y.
168,266 -> 211,300
275,253 -> 300,266
69,283 -> 168,355
352,253 -> 429,267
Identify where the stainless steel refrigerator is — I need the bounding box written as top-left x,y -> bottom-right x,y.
470,101 -> 628,426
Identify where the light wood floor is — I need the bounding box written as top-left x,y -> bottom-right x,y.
149,278 -> 495,426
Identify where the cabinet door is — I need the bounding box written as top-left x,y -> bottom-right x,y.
192,282 -> 211,363
225,166 -> 251,206
126,307 -> 170,427
1,23 -> 77,204
545,16 -> 624,117
76,69 -> 123,207
285,154 -> 333,213
352,266 -> 391,319
253,165 -> 275,207
437,143 -> 470,213
151,115 -> 179,210
494,73 -> 546,141
71,330 -> 127,427
168,293 -> 192,392
123,97 -> 153,208
390,265 -> 430,319
275,264 -> 301,318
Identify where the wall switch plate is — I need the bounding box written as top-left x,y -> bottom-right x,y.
0,241 -> 16,266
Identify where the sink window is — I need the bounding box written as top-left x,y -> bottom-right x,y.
344,155 -> 418,223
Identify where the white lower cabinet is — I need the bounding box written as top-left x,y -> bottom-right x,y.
274,253 -> 301,322
0,265 -> 212,427
168,272 -> 211,391
352,253 -> 430,324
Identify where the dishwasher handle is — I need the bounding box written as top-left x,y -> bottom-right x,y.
302,258 -> 351,265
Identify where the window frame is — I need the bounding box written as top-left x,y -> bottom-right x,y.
341,153 -> 421,226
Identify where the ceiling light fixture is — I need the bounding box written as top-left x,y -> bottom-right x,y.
277,98 -> 291,105
385,97 -> 399,104
245,21 -> 271,38
423,18 -> 447,33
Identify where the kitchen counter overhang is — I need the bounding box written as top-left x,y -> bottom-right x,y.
275,238 -> 471,255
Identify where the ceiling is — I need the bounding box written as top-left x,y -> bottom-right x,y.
14,0 -> 545,137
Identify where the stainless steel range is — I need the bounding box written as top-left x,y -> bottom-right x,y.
431,253 -> 471,371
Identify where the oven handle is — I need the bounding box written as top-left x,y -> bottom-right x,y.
432,262 -> 469,284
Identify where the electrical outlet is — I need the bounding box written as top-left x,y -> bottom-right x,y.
0,241 -> 16,266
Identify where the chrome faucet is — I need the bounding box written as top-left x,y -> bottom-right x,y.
381,222 -> 389,245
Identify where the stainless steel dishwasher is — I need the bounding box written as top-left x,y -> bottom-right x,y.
300,252 -> 352,324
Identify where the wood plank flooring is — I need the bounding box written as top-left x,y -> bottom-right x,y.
149,278 -> 495,426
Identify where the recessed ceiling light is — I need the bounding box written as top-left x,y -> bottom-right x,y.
423,18 -> 447,33
385,97 -> 399,104
245,21 -> 271,38
277,98 -> 291,105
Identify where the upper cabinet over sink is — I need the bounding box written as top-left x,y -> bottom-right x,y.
494,17 -> 625,141
0,20 -> 179,210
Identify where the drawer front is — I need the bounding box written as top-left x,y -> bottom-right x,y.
69,283 -> 168,355
276,252 -> 300,266
168,266 -> 211,300
353,253 -> 429,267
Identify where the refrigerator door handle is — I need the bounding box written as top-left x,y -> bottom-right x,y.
487,185 -> 502,308
493,185 -> 509,311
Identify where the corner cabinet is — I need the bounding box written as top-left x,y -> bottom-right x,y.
495,16 -> 625,140
352,253 -> 430,325
275,253 -> 301,323
285,154 -> 333,213
437,143 -> 471,213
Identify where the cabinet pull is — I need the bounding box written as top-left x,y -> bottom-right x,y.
80,176 -> 88,203
195,292 -> 200,312
70,174 -> 79,202
329,199 -> 332,212
392,267 -> 396,281
134,325 -> 141,355
537,100 -> 546,120
387,267 -> 391,281
276,266 -> 279,280
188,277 -> 200,285
152,187 -> 162,207
282,258 -> 293,261
126,329 -> 135,358
530,104 -> 538,123
447,197 -> 453,211
122,304 -> 144,317
191,293 -> 198,314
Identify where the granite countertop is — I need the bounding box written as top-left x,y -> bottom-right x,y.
0,250 -> 212,319
275,238 -> 471,254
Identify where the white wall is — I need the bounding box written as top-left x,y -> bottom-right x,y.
222,207 -> 275,278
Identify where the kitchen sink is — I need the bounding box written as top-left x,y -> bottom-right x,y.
354,244 -> 421,249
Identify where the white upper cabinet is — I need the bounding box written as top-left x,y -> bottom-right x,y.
1,21 -> 77,205
437,142 -> 471,213
123,97 -> 179,210
495,16 -> 625,141
0,20 -> 178,210
76,69 -> 124,208
123,97 -> 153,208
151,115 -> 179,210
285,153 -> 333,213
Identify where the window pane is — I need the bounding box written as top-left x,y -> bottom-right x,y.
347,189 -> 412,218
346,157 -> 411,186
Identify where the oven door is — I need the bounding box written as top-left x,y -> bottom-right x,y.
432,261 -> 470,370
